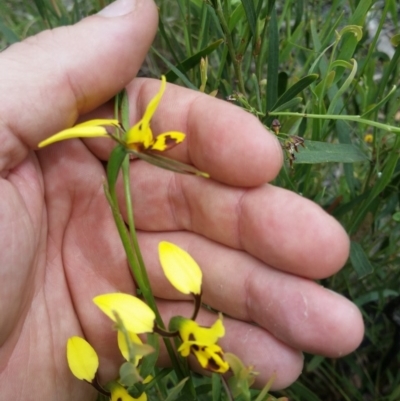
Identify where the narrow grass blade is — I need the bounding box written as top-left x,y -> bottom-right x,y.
211,373 -> 222,401
229,2 -> 244,32
265,7 -> 279,113
240,0 -> 256,37
349,136 -> 400,234
350,241 -> 374,278
151,47 -> 197,90
271,74 -> 318,111
272,97 -> 302,112
164,377 -> 189,401
164,39 -> 223,83
0,21 -> 19,43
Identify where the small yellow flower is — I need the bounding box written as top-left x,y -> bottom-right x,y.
37,76 -> 185,152
109,382 -> 147,401
158,241 -> 202,295
66,336 -> 99,382
126,76 -> 185,152
364,133 -> 373,143
93,293 -> 155,334
172,315 -> 229,373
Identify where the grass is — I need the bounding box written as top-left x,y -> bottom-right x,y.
1,0 -> 400,399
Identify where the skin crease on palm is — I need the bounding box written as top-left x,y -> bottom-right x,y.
0,0 -> 364,399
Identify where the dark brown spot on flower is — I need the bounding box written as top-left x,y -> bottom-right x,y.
165,135 -> 177,146
207,357 -> 220,372
189,333 -> 196,341
192,344 -> 200,351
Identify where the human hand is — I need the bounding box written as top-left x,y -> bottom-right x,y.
0,0 -> 364,399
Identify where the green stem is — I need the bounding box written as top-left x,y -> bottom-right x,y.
213,0 -> 246,94
268,111 -> 400,134
119,158 -> 186,378
121,159 -> 156,313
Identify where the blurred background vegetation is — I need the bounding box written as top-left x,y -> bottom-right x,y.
1,0 -> 400,400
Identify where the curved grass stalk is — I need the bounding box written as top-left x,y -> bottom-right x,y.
268,111 -> 400,134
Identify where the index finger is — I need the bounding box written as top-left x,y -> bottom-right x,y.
123,78 -> 283,186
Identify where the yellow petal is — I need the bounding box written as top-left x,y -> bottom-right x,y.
117,330 -> 143,364
126,124 -> 154,149
93,293 -> 155,334
38,126 -> 109,147
179,316 -> 225,344
158,242 -> 202,295
74,119 -> 119,128
125,76 -> 166,148
110,382 -> 147,401
192,344 -> 229,373
66,336 -> 99,382
141,75 -> 166,129
150,132 -> 186,151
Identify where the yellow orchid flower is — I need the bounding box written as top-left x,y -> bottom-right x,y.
158,241 -> 202,295
93,293 -> 156,334
38,76 -> 185,152
171,315 -> 229,374
66,336 -> 99,382
126,75 -> 185,152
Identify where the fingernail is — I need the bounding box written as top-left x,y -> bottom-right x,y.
98,0 -> 136,17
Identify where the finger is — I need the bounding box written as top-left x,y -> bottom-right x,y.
0,152 -> 44,344
129,78 -> 283,185
137,231 -> 364,358
85,78 -> 283,186
121,161 -> 349,278
0,0 -> 158,173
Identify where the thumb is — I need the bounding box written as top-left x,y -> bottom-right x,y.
0,0 -> 158,172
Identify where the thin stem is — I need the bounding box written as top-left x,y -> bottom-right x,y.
154,325 -> 179,338
191,293 -> 202,321
120,158 -> 186,377
221,375 -> 234,401
212,0 -> 246,94
91,376 -> 111,397
268,111 -> 400,134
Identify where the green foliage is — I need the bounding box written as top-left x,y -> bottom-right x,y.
2,0 -> 400,400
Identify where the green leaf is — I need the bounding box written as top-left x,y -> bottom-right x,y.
212,373 -> 222,401
271,74 -> 318,111
139,333 -> 160,379
240,0 -> 257,37
164,377 -> 189,401
152,47 -> 197,90
349,136 -> 400,234
393,212 -> 400,222
119,362 -> 142,387
164,39 -> 223,83
327,58 -> 358,115
306,355 -> 325,372
294,141 -> 369,164
229,3 -> 245,32
361,85 -> 397,118
106,145 -> 127,196
391,33 -> 400,47
349,241 -> 374,278
0,21 -> 19,44
272,97 -> 302,112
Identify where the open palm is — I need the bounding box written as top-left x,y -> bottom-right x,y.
0,2 -> 363,400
